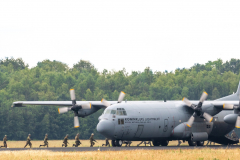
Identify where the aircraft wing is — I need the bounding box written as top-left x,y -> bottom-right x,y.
11,101 -> 118,109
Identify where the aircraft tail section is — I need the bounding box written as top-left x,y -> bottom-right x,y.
215,81 -> 240,101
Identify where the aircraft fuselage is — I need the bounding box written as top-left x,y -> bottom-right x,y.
97,101 -> 235,143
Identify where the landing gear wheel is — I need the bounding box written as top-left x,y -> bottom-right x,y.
115,140 -> 122,147
160,140 -> 169,146
112,140 -> 116,147
196,141 -> 204,146
188,140 -> 196,146
152,140 -> 161,146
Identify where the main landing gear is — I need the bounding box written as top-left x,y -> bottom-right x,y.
112,140 -> 122,147
188,139 -> 204,146
152,140 -> 169,146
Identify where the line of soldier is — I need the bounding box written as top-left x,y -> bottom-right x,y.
0,133 -> 97,148
61,133 -> 97,147
3,132 -> 238,148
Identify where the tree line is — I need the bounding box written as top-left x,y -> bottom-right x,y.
0,57 -> 240,140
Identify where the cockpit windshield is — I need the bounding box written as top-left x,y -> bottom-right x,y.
111,110 -> 116,114
103,108 -> 127,115
116,108 -> 127,115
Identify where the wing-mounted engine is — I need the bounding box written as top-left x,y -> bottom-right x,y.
222,93 -> 240,127
183,92 -> 214,127
58,89 -> 92,128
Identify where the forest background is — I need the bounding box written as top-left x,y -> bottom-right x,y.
0,58 -> 240,140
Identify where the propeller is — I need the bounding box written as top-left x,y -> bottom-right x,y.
101,91 -> 125,107
58,89 -> 91,128
182,92 -> 213,127
223,93 -> 240,128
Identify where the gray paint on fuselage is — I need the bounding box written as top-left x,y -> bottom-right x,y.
98,101 -> 236,141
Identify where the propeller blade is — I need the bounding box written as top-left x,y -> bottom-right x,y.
70,89 -> 76,105
203,112 -> 213,122
182,97 -> 192,107
118,91 -> 125,103
199,92 -> 208,103
58,107 -> 70,114
81,103 -> 92,109
74,116 -> 80,128
186,115 -> 195,127
235,116 -> 240,128
223,104 -> 234,110
101,99 -> 111,107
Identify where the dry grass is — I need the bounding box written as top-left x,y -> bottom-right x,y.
1,148 -> 240,160
1,140 -> 191,148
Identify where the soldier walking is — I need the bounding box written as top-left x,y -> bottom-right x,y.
62,134 -> 69,147
73,133 -> 81,147
177,140 -> 182,146
102,138 -> 110,147
0,135 -> 7,148
123,141 -> 132,147
24,134 -> 32,148
137,141 -> 151,146
206,140 -> 215,145
39,134 -> 48,148
89,133 -> 96,147
231,130 -> 238,145
231,130 -> 238,139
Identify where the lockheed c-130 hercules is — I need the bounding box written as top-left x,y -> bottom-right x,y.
12,81 -> 240,147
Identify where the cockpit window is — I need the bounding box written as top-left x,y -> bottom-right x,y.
116,108 -> 127,115
104,109 -> 127,115
104,109 -> 111,114
111,110 -> 116,114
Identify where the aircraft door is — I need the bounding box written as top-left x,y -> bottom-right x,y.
135,125 -> 144,138
114,118 -> 124,139
163,119 -> 168,132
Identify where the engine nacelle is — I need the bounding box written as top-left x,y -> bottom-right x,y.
224,114 -> 238,124
172,123 -> 191,139
191,132 -> 208,142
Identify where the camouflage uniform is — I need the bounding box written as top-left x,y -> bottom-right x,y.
137,141 -> 152,147
231,130 -> 237,139
123,141 -> 132,147
24,134 -> 32,148
89,133 -> 96,147
102,138 -> 110,147
177,140 -> 182,146
206,140 -> 215,145
73,133 -> 81,147
62,135 -> 69,147
39,134 -> 48,148
231,130 -> 238,145
0,135 -> 7,148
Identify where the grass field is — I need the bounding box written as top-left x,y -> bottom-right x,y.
1,140 -> 192,148
1,148 -> 240,160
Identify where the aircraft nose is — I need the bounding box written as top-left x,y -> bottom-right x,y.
97,120 -> 115,138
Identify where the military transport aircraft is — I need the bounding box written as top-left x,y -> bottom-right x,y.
12,82 -> 240,147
